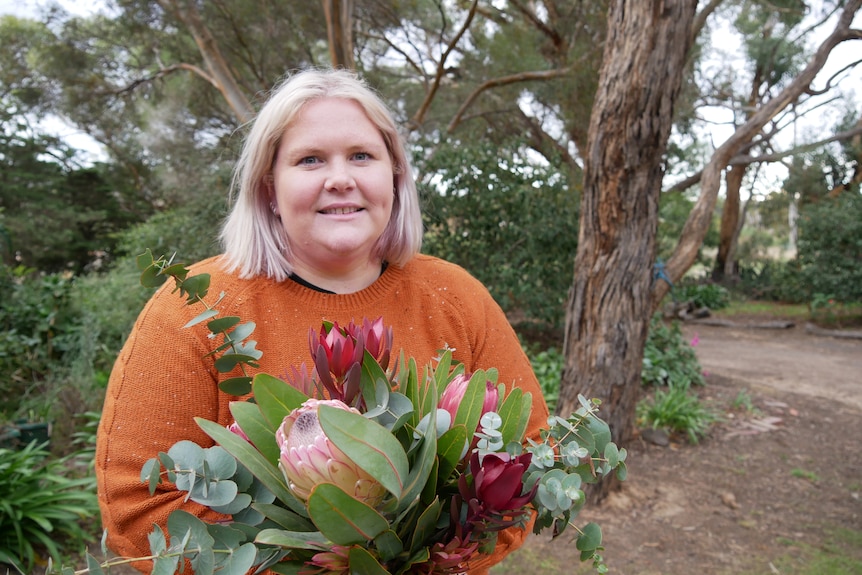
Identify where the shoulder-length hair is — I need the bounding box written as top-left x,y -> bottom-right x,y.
220,68 -> 423,281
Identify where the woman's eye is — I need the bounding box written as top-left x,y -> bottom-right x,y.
299,156 -> 319,165
353,152 -> 371,161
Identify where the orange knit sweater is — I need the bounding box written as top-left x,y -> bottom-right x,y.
95,253 -> 549,573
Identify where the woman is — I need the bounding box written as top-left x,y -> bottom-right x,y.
95,68 -> 549,574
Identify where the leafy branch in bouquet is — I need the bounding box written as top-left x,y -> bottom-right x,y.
136,249 -> 262,395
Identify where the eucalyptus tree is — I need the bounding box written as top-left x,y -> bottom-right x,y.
553,1 -> 861,506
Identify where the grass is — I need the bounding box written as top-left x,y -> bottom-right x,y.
715,299 -> 862,328
714,300 -> 810,319
736,527 -> 862,575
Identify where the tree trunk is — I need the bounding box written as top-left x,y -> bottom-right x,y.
321,0 -> 355,70
557,0 -> 696,500
713,164 -> 745,281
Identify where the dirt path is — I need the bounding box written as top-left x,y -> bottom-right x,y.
499,319 -> 862,575
680,321 -> 862,410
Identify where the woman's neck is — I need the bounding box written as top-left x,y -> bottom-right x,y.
289,259 -> 385,294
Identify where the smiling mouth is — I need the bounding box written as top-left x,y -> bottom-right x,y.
320,207 -> 362,215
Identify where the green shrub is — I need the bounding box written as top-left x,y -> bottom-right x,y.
0,264 -> 81,420
736,259 -> 807,303
0,442 -> 99,573
674,282 -> 730,310
641,315 -> 704,389
636,386 -> 717,444
796,193 -> 862,304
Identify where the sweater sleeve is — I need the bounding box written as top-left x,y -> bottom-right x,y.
457,277 -> 550,574
95,284 -> 230,571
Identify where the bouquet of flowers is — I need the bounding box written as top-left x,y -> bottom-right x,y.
129,252 -> 627,575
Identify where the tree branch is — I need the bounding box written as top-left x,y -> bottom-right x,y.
654,0 -> 862,307
446,68 -> 571,133
409,0 -> 479,129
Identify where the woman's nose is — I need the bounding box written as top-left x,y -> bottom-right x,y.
324,159 -> 355,192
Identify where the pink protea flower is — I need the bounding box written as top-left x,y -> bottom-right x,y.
301,544 -> 351,575
439,374 -> 499,433
226,419 -> 250,442
275,398 -> 386,507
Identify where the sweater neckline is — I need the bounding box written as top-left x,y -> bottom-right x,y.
274,259 -> 410,309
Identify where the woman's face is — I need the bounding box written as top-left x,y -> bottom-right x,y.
270,97 -> 395,285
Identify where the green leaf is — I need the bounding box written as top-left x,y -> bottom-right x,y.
212,541 -> 257,575
318,405 -> 408,499
253,503 -> 316,532
497,387 -> 527,444
436,425 -> 468,482
185,309 -> 219,328
140,264 -> 168,289
196,418 -> 307,517
576,522 -> 602,552
141,457 -> 162,494
207,316 -> 241,333
219,377 -> 253,396
179,273 -> 211,303
410,497 -> 442,554
214,353 -> 255,373
253,373 -> 310,429
229,401 -> 279,465
255,529 -> 330,550
452,370 -> 488,442
347,546 -> 391,575
373,530 -> 403,562
395,410 -> 437,513
136,249 -> 155,271
307,483 -> 389,545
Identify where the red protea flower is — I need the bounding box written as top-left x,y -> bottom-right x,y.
459,451 -> 536,525
308,322 -> 364,402
349,316 -> 393,370
410,535 -> 479,575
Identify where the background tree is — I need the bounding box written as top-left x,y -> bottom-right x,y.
557,0 -> 698,468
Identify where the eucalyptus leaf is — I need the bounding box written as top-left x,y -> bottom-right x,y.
207,316 -> 241,333
318,405 -> 408,499
576,522 -> 603,552
185,309 -> 219,328
219,376 -> 253,396
307,483 -> 389,545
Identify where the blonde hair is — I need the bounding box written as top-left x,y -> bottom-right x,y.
220,68 -> 423,281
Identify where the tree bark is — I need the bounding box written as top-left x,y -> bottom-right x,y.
713,164 -> 744,281
557,0 -> 696,499
321,0 -> 355,70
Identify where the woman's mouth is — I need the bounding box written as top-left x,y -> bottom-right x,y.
320,207 -> 362,215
